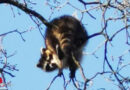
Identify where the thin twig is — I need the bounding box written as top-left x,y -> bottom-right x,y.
0,0 -> 51,28
0,29 -> 28,42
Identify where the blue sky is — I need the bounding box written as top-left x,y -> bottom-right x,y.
0,0 -> 130,90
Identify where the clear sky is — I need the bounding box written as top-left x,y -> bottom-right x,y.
0,0 -> 130,90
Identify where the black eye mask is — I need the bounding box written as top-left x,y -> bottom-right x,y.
45,63 -> 58,71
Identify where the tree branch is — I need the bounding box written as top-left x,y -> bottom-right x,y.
0,0 -> 51,28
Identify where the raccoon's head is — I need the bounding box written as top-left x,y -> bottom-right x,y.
37,48 -> 62,72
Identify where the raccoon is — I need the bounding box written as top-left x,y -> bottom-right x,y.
37,15 -> 88,78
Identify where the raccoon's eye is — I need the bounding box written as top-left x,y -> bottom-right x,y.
51,63 -> 57,68
46,64 -> 55,71
46,64 -> 51,71
45,63 -> 57,71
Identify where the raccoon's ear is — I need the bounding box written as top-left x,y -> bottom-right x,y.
40,47 -> 46,54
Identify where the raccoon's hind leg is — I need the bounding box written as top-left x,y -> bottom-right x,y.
69,64 -> 76,78
68,57 -> 77,78
56,44 -> 64,60
56,44 -> 64,76
69,52 -> 81,78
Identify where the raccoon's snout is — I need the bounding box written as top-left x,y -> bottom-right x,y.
37,63 -> 42,68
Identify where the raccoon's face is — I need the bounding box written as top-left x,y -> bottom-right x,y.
37,48 -> 62,72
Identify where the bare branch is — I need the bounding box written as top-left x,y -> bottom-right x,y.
0,0 -> 51,27
46,74 -> 60,90
104,40 -> 126,90
110,25 -> 130,41
78,0 -> 101,5
0,29 -> 28,42
0,0 -> 130,89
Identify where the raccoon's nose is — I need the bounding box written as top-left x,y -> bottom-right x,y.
37,63 -> 42,68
